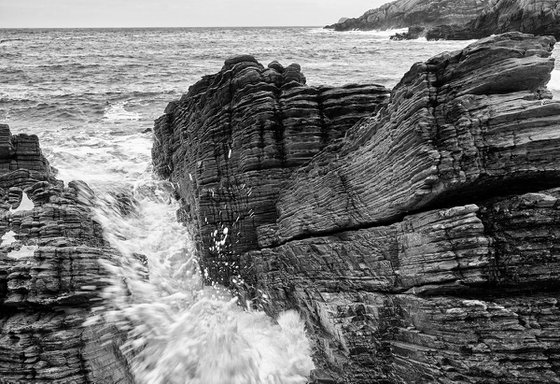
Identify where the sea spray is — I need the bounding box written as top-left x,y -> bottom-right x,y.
88,176 -> 314,384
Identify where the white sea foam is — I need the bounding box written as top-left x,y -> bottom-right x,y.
1,231 -> 17,246
10,192 -> 35,212
90,176 -> 314,384
309,27 -> 408,38
549,69 -> 560,99
104,102 -> 141,121
7,245 -> 38,259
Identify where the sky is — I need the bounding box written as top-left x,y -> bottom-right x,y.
0,0 -> 391,28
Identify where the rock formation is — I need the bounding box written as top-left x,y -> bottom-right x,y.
0,124 -> 132,383
153,57 -> 390,285
325,0 -> 490,32
426,0 -> 560,40
154,32 -> 560,383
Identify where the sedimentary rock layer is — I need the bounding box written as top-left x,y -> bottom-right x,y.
154,33 -> 560,383
326,0 -> 490,31
0,124 -> 132,383
153,57 -> 390,284
274,33 -> 559,243
244,189 -> 560,382
427,0 -> 560,40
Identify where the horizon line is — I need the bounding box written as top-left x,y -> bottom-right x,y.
0,25 -> 328,30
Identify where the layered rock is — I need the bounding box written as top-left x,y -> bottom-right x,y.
325,0 -> 490,32
154,33 -> 560,383
427,0 -> 560,40
0,124 -> 132,383
245,189 -> 560,382
153,57 -> 390,284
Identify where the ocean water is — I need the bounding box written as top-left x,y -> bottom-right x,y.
1,27 -> 559,383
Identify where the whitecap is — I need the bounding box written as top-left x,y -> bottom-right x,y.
104,102 -> 141,121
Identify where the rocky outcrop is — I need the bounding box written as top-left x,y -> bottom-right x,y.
427,0 -> 560,40
153,57 -> 390,285
0,124 -> 132,383
272,32 -> 559,243
153,33 -> 560,383
326,0 -> 490,32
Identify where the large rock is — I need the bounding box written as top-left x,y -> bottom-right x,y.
427,0 -> 560,40
274,33 -> 559,243
153,57 -> 390,284
244,189 -> 560,382
0,124 -> 133,383
326,0 -> 490,31
153,33 -> 560,383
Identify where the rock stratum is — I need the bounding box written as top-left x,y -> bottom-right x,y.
0,124 -> 132,383
154,33 -> 560,383
426,0 -> 560,40
326,0 -> 491,32
153,58 -> 390,285
328,0 -> 560,41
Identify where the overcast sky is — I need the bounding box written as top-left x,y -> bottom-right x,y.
0,0 -> 391,28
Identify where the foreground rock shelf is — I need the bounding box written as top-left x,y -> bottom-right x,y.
0,125 -> 132,383
154,33 -> 560,383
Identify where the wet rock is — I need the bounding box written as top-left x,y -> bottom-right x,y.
326,0 -> 491,31
390,25 -> 426,40
152,55 -> 390,284
154,34 -> 560,383
0,125 -> 133,383
427,0 -> 560,40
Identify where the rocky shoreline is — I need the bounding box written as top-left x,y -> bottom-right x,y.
154,33 -> 560,383
2,31 -> 560,384
328,0 -> 560,41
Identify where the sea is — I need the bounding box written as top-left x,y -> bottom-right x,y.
1,27 -> 559,383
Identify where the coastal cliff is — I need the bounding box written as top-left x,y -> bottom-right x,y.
0,124 -> 132,383
325,0 -> 490,31
154,32 -> 560,383
426,0 -> 560,40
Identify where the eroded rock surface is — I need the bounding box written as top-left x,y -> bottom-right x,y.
427,0 -> 560,40
0,124 -> 132,383
274,33 -> 559,243
326,0 -> 490,32
154,33 -> 560,383
153,57 -> 390,284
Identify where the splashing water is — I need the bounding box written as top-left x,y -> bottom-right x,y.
89,173 -> 314,384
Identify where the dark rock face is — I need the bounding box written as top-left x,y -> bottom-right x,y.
326,0 -> 490,32
390,25 -> 426,40
0,124 -> 132,383
273,33 -> 559,243
154,33 -> 560,383
152,57 -> 390,285
427,0 -> 560,40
